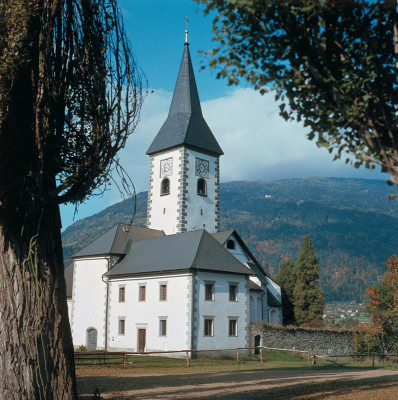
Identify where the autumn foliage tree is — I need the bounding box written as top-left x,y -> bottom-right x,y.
195,0 -> 398,188
0,1 -> 144,398
365,255 -> 398,353
293,235 -> 325,327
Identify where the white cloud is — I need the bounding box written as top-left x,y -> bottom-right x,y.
202,88 -> 382,182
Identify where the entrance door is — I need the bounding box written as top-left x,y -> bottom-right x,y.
87,328 -> 97,351
137,329 -> 146,353
254,335 -> 261,355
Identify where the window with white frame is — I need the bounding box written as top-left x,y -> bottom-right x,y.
139,285 -> 146,301
228,318 -> 238,336
119,319 -> 125,335
119,287 -> 125,303
160,284 -> 167,301
204,317 -> 214,337
205,283 -> 215,301
229,283 -> 238,302
159,319 -> 167,336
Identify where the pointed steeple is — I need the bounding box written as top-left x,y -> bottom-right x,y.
146,42 -> 223,156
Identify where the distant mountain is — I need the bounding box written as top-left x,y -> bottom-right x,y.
62,177 -> 398,302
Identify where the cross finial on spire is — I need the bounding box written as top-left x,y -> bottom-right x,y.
185,16 -> 189,44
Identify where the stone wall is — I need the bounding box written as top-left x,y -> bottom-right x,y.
250,324 -> 355,357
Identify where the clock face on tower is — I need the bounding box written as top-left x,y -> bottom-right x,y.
195,158 -> 209,178
160,158 -> 173,178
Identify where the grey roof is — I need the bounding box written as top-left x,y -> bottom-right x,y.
71,224 -> 165,258
64,263 -> 74,298
267,289 -> 282,307
146,43 -> 223,156
211,230 -> 234,245
106,229 -> 251,277
249,280 -> 262,291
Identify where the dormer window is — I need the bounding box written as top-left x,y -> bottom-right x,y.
227,239 -> 235,250
161,178 -> 170,196
197,178 -> 207,196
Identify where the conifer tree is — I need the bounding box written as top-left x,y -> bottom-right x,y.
293,235 -> 325,327
275,257 -> 296,325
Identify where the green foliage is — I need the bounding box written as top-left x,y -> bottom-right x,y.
275,258 -> 296,325
195,0 -> 398,184
365,255 -> 398,353
354,328 -> 381,355
293,235 -> 324,327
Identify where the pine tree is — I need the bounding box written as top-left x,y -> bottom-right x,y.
275,257 -> 296,325
293,235 -> 325,327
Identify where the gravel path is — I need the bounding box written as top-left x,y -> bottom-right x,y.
77,368 -> 398,399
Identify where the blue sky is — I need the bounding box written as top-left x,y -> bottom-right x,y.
60,0 -> 386,230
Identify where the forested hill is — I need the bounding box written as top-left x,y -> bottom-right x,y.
62,177 -> 398,302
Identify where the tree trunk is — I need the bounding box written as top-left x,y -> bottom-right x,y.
0,205 -> 77,399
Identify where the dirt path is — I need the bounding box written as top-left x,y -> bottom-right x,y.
77,368 -> 398,399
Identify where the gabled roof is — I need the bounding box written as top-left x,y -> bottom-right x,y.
71,224 -> 165,258
212,229 -> 268,278
106,229 -> 251,277
211,229 -> 234,245
146,43 -> 223,156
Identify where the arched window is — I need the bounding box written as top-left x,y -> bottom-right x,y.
227,239 -> 235,250
197,178 -> 207,196
161,178 -> 170,196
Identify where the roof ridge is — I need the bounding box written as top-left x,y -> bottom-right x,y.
191,230 -> 206,269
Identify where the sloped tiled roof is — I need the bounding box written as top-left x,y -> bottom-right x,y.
106,229 -> 251,277
211,229 -> 234,245
267,289 -> 282,307
249,280 -> 262,291
146,43 -> 223,156
71,224 -> 165,258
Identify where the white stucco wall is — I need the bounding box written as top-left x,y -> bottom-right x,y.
107,273 -> 191,353
71,257 -> 109,349
249,292 -> 263,323
184,148 -> 218,233
147,148 -> 181,234
194,271 -> 249,352
147,147 -> 219,234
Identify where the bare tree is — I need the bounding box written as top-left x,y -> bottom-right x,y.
0,1 -> 145,398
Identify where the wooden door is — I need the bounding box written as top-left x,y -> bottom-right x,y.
87,328 -> 97,351
137,329 -> 146,353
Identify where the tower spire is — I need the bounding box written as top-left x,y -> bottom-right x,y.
185,16 -> 189,44
146,38 -> 223,156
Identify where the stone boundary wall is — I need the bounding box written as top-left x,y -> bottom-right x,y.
250,324 -> 355,357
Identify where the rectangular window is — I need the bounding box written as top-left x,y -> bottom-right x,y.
204,318 -> 214,336
159,319 -> 167,336
119,287 -> 125,303
139,285 -> 146,301
119,319 -> 125,335
229,284 -> 238,302
160,284 -> 167,301
205,283 -> 214,301
229,319 -> 238,336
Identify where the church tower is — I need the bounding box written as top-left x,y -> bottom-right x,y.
146,34 -> 223,235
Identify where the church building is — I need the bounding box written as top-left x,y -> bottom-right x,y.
66,33 -> 282,355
